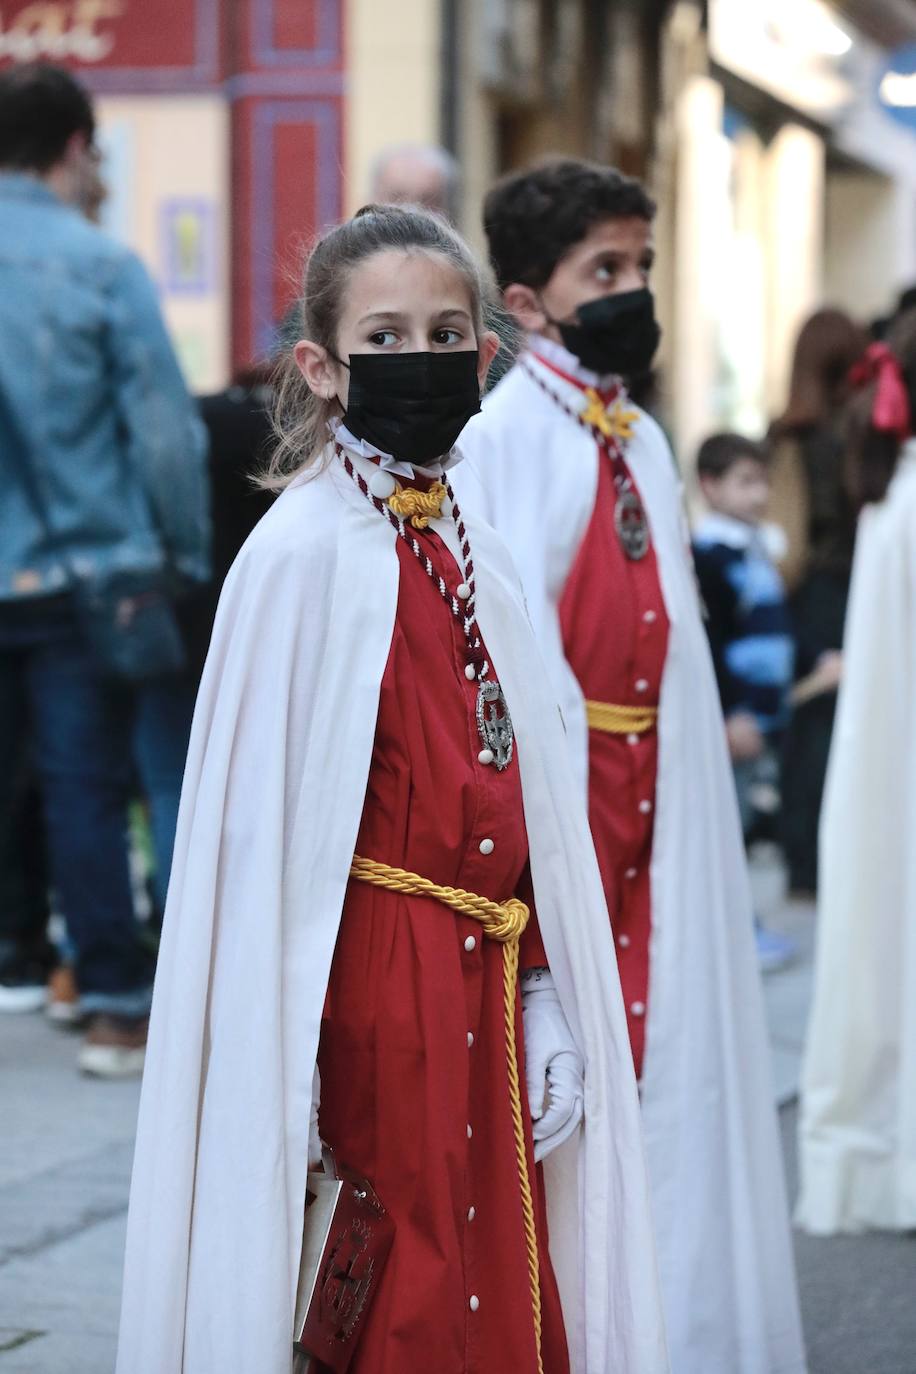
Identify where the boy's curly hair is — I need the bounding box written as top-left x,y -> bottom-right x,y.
484,158 -> 656,292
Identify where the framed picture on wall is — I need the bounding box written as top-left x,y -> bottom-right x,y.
160,197 -> 216,295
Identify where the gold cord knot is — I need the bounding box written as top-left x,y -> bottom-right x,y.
387,480 -> 447,529
581,388 -> 639,442
483,895 -> 530,944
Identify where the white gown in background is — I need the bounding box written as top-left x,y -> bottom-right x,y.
798,440 -> 916,1235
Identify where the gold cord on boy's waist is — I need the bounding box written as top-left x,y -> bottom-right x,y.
585,700 -> 658,735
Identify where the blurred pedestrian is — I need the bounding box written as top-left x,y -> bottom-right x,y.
0,64 -> 209,1075
184,364 -> 275,678
692,431 -> 797,972
117,204 -> 666,1374
368,142 -> 460,219
456,157 -> 805,1374
797,310 -> 916,1235
768,307 -> 870,895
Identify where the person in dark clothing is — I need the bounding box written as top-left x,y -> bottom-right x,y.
767,308 -> 869,895
183,367 -> 276,679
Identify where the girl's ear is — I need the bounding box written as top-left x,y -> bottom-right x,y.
476,330 -> 501,390
503,283 -> 547,334
295,340 -> 339,400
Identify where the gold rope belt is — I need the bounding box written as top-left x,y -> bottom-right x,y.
349,855 -> 543,1374
586,699 -> 658,735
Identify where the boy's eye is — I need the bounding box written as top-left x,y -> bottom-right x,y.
368,329 -> 398,347
432,327 -> 464,345
595,261 -> 616,284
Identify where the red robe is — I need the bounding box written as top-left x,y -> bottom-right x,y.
553,371 -> 670,1079
318,515 -> 569,1374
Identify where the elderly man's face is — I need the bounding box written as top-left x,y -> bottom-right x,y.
372,152 -> 449,217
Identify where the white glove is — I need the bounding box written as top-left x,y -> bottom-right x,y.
521,968 -> 585,1163
308,1065 -> 322,1169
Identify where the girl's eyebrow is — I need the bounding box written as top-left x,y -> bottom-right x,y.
437,308 -> 472,322
357,310 -> 408,325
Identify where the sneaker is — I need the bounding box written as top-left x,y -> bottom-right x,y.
46,965 -> 84,1026
0,958 -> 49,1013
78,1014 -> 148,1078
754,922 -> 798,974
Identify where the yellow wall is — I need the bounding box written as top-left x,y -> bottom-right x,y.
344,0 -> 442,213
96,94 -> 230,392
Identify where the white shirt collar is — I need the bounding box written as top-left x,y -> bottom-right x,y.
694,511 -> 787,561
329,417 -> 463,481
527,332 -> 622,392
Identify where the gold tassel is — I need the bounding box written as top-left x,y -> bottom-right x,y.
387,480 -> 447,529
581,388 -> 639,442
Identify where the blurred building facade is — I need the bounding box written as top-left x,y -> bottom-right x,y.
439,0 -> 916,468
0,0 -> 346,389
5,0 -> 916,471
670,0 -> 916,465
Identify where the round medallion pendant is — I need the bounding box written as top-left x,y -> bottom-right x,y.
615,489 -> 650,561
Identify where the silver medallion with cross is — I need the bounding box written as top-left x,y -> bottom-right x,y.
476,680 -> 514,771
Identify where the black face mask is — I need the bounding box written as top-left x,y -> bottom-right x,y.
548,287 -> 661,379
337,350 -> 482,466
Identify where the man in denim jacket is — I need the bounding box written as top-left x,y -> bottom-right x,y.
0,64 -> 210,1075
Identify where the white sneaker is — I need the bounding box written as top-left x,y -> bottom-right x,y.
78,1014 -> 148,1078
0,980 -> 46,1013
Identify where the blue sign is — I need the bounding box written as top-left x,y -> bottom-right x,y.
877,43 -> 916,132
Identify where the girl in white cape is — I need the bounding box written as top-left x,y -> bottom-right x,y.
115,205 -> 668,1374
798,310 -> 916,1235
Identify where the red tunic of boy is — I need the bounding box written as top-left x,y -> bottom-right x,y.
547,364 -> 670,1079
318,510 -> 569,1374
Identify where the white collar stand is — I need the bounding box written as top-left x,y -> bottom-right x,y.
329,417 -> 462,480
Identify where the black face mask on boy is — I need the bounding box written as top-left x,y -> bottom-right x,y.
544,287 -> 661,379
334,350 -> 482,466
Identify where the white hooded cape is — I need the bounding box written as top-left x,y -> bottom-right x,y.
797,444 -> 916,1234
115,448 -> 669,1374
454,358 -> 806,1374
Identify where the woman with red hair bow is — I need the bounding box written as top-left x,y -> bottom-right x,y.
797,309 -> 916,1235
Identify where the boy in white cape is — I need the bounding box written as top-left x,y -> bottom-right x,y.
455,160 -> 806,1374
